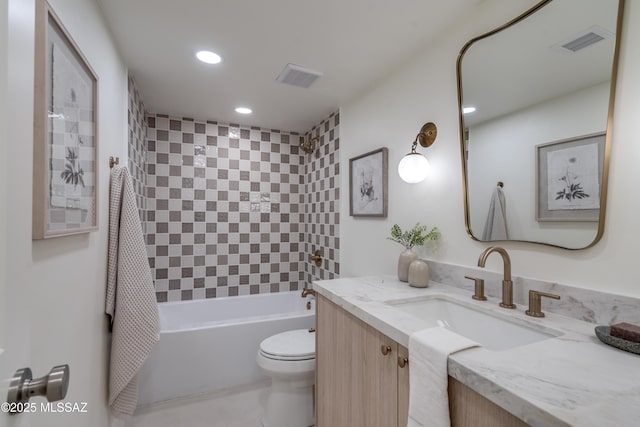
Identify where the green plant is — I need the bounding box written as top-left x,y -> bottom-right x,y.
387,223 -> 440,250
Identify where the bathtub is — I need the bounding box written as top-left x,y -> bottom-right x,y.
136,290 -> 315,406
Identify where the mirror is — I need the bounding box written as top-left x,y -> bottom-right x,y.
457,0 -> 624,249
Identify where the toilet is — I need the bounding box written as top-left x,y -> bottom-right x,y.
257,328 -> 316,427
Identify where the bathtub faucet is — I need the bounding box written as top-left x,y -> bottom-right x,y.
301,288 -> 316,298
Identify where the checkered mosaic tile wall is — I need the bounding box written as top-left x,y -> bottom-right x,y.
127,75 -> 147,225
303,113 -> 340,285
146,113 -> 308,302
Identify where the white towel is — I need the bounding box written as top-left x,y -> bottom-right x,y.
407,327 -> 479,427
481,186 -> 508,241
106,166 -> 160,418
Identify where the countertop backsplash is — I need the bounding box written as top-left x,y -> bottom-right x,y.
426,260 -> 640,325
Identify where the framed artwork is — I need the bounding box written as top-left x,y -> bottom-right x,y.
33,0 -> 99,239
349,147 -> 388,217
536,132 -> 605,222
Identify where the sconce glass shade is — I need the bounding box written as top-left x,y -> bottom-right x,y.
398,152 -> 430,183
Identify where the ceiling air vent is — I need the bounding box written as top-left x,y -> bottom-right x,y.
276,63 -> 323,88
562,32 -> 604,52
552,25 -> 613,54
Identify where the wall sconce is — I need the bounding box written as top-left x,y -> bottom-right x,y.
300,136 -> 319,154
398,122 -> 437,183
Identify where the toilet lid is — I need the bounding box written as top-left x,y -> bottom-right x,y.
259,329 -> 315,361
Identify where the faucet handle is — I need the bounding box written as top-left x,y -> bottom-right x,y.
464,275 -> 487,301
525,290 -> 560,318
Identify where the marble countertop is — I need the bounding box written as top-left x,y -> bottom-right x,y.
311,275 -> 640,427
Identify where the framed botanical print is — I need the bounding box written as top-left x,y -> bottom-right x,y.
349,147 -> 388,217
536,132 -> 605,222
33,0 -> 99,239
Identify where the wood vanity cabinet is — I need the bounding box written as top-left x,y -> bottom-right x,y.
316,295 -> 409,427
448,378 -> 529,427
316,295 -> 529,427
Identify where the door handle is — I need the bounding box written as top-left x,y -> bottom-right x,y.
6,364 -> 70,414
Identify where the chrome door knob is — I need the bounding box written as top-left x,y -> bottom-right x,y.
7,364 -> 70,413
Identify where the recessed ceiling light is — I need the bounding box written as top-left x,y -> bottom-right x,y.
235,107 -> 252,114
463,106 -> 476,114
196,50 -> 222,64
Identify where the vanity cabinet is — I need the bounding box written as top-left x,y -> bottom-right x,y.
316,295 -> 529,427
448,378 -> 528,427
316,295 -> 409,427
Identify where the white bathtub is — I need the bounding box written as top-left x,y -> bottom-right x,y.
137,291 -> 315,406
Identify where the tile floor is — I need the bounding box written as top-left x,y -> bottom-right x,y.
127,381 -> 270,427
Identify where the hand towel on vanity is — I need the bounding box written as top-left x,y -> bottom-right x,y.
106,166 -> 160,418
407,327 -> 479,427
481,185 -> 508,241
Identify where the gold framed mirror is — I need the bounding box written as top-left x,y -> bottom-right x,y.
457,0 -> 625,249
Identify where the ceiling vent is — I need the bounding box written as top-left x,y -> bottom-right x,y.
552,25 -> 613,54
276,63 -> 323,88
562,32 -> 604,52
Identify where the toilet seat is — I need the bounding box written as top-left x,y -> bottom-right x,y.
259,329 -> 315,361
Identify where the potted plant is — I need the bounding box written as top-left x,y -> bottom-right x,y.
387,223 -> 440,283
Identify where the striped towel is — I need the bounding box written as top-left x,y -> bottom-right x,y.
106,165 -> 159,417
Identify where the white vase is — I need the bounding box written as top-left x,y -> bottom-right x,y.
397,249 -> 418,282
408,260 -> 429,288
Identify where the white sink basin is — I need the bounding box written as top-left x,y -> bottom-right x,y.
386,296 -> 560,351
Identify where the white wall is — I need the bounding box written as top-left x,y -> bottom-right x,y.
0,0 -> 7,360
341,0 -> 640,298
468,82 -> 609,248
5,0 -> 128,425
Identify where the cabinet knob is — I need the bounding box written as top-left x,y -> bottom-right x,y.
398,357 -> 408,368
380,345 -> 392,356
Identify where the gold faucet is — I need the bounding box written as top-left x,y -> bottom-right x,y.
477,246 -> 516,309
301,288 -> 316,298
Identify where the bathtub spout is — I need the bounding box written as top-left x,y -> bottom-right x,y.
301,288 -> 316,298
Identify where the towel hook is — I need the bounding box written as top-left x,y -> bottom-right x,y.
109,156 -> 120,169
497,181 -> 504,188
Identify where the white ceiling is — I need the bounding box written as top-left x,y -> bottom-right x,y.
97,0 -> 484,133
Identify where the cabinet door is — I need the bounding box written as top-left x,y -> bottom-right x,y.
316,295 -> 398,427
397,344 -> 410,427
448,377 -> 530,427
